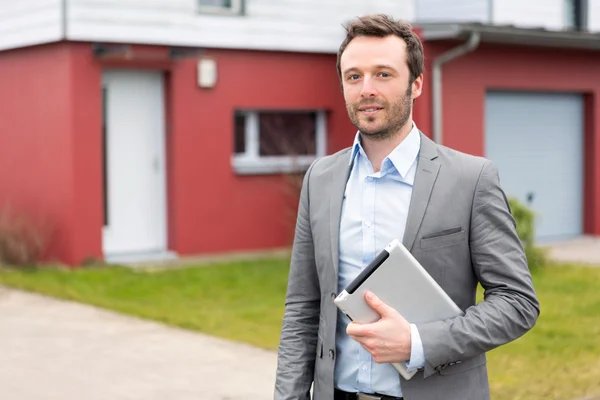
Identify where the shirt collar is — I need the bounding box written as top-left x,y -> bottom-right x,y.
349,122 -> 421,179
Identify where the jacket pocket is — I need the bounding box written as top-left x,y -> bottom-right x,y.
316,335 -> 323,359
422,227 -> 462,239
420,228 -> 466,249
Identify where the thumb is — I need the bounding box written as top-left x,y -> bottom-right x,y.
365,291 -> 394,317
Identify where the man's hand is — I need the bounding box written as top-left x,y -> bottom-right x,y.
346,291 -> 412,363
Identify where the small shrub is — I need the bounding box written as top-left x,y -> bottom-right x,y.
508,198 -> 547,270
80,256 -> 107,268
0,204 -> 51,267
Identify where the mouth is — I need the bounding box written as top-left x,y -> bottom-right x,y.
358,106 -> 383,117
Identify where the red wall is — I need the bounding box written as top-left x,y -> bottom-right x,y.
167,49 -> 356,254
85,44 -> 429,260
17,38 -> 591,265
0,43 -> 75,263
4,39 -> 600,264
423,41 -> 600,234
1,42 -> 362,264
69,44 -> 105,265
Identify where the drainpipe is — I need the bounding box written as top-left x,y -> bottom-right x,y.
488,0 -> 494,24
432,32 -> 481,144
61,0 -> 68,40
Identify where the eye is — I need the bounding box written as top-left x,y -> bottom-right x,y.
347,74 -> 360,81
378,72 -> 391,78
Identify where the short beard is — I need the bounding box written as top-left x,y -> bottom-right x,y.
348,85 -> 413,142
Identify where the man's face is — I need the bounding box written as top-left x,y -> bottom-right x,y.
340,35 -> 423,141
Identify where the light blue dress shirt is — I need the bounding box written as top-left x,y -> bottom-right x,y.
334,122 -> 425,397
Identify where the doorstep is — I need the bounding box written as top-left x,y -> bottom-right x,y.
104,250 -> 179,266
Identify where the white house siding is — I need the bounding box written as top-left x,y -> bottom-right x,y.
491,0 -> 565,31
3,1 -> 599,55
65,0 -> 415,54
587,0 -> 600,32
416,0 -> 490,23
415,0 -> 594,32
0,0 -> 63,52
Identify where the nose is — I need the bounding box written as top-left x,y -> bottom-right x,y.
360,76 -> 378,98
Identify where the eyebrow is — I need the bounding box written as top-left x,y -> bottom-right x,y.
343,64 -> 399,75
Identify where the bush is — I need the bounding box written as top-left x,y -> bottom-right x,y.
0,205 -> 51,267
508,198 -> 547,270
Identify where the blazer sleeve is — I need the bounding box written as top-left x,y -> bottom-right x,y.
416,159 -> 541,378
274,159 -> 322,400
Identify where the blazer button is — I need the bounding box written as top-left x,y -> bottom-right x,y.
331,292 -> 337,301
329,349 -> 335,360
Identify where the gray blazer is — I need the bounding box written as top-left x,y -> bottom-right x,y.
274,132 -> 540,400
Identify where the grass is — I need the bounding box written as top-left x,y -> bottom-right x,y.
484,264 -> 600,400
1,260 -> 599,399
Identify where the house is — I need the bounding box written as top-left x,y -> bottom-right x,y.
415,0 -> 600,243
0,0 -> 414,265
1,0 -> 599,266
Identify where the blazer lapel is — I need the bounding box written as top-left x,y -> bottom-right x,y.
403,132 -> 441,251
329,150 -> 353,277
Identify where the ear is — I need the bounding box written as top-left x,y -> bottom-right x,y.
411,74 -> 424,101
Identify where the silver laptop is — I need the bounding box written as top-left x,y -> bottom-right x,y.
333,239 -> 464,379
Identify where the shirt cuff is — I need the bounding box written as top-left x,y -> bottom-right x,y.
405,323 -> 425,371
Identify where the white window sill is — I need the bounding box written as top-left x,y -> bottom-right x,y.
198,8 -> 242,15
232,155 -> 316,175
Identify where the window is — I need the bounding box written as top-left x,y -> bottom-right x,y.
233,110 -> 327,174
198,0 -> 243,15
564,0 -> 587,31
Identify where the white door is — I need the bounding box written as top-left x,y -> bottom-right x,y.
485,91 -> 584,243
102,70 -> 167,257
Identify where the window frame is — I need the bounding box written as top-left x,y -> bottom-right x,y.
197,0 -> 244,15
232,110 -> 327,175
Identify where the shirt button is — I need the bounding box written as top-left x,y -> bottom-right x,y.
364,221 -> 372,228
362,364 -> 368,371
366,177 -> 374,182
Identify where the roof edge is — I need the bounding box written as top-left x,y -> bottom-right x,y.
416,22 -> 600,50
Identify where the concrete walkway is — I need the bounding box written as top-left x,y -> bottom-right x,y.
0,286 -> 278,400
543,236 -> 600,266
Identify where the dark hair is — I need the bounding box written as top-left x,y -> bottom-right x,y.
336,14 -> 424,84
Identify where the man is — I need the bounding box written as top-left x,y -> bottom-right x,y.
274,14 -> 540,400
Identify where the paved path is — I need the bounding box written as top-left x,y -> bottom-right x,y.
0,286 -> 278,400
544,236 -> 600,266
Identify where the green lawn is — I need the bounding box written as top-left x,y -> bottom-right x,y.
1,260 -> 599,400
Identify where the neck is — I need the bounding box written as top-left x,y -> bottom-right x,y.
361,120 -> 413,172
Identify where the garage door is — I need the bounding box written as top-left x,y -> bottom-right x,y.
484,91 -> 584,243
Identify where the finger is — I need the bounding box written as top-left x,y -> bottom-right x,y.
364,291 -> 395,318
346,322 -> 371,338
